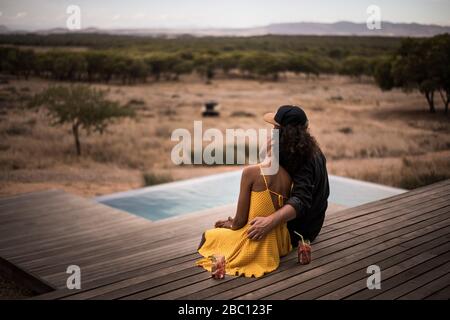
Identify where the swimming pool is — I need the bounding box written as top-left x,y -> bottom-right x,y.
96,170 -> 406,221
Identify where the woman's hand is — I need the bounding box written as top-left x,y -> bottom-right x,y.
215,216 -> 233,229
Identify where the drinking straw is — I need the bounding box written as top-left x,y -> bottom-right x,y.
294,231 -> 305,246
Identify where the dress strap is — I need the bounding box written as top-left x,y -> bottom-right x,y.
259,165 -> 269,190
259,165 -> 286,207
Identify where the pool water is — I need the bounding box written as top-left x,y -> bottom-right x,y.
96,170 -> 406,221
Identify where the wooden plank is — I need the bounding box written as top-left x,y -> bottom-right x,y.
31,252 -> 201,300
103,208 -> 449,300
0,193 -> 84,218
423,285 -> 450,300
0,189 -> 64,206
315,188 -> 450,243
41,237 -> 201,287
0,213 -> 142,254
202,215 -> 450,300
325,188 -> 448,225
4,201 -> 221,251
373,262 -> 450,300
175,220 -> 450,301
345,250 -> 450,300
22,212 -> 229,272
86,205 -> 448,300
326,179 -> 449,218
48,208 -> 440,300
315,197 -> 450,245
163,240 -> 450,300
9,223 -> 152,262
317,247 -> 450,300
290,237 -> 450,300
0,198 -> 138,233
324,180 -> 449,225
171,202 -> 445,298
271,232 -> 450,299
22,205 -> 344,290
321,189 -> 450,234
316,198 -> 450,248
34,223 -> 208,276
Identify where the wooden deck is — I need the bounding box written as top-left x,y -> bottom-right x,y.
0,180 -> 449,300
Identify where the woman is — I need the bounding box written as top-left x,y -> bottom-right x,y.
195,129 -> 295,278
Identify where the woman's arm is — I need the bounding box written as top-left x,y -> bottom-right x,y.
215,166 -> 254,230
230,166 -> 254,230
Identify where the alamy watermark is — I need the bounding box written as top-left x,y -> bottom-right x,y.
171,121 -> 280,175
366,265 -> 381,290
66,5 -> 81,30
366,5 -> 382,30
66,264 -> 81,289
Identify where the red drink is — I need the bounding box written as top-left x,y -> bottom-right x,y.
298,241 -> 311,265
210,255 -> 226,279
294,231 -> 311,265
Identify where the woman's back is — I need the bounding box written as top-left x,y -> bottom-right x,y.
249,164 -> 292,211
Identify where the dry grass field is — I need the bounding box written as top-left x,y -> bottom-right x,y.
0,74 -> 449,197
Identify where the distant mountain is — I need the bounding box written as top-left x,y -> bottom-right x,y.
262,21 -> 450,37
0,25 -> 10,34
2,21 -> 450,37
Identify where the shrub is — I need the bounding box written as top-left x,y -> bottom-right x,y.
5,123 -> 31,136
142,172 -> 173,186
338,127 -> 353,134
230,111 -> 255,117
399,157 -> 450,189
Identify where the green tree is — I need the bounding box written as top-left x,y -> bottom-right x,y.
30,85 -> 134,155
216,52 -> 240,75
239,52 -> 285,80
0,47 -> 35,78
194,53 -> 216,83
172,60 -> 194,80
374,35 -> 450,114
392,38 -> 439,113
35,52 -> 55,79
374,58 -> 395,90
127,58 -> 149,83
85,51 -> 114,82
286,53 -> 320,77
16,49 -> 35,79
429,34 -> 450,114
145,53 -> 171,81
340,56 -> 372,78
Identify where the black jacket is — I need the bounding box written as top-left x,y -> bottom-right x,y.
286,151 -> 329,246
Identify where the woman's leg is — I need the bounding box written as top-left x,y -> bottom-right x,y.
197,232 -> 206,250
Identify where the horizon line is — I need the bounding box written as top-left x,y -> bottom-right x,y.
2,19 -> 450,32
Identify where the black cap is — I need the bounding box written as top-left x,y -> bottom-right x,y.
274,105 -> 308,127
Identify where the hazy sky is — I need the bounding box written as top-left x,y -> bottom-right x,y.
0,0 -> 449,30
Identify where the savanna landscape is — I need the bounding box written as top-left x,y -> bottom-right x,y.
1,35 -> 450,199
0,59 -> 449,198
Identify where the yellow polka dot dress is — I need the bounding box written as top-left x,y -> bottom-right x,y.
196,170 -> 293,278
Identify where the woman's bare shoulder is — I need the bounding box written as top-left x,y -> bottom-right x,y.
242,164 -> 261,179
278,165 -> 292,183
238,165 -> 261,190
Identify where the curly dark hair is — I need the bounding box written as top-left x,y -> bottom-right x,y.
278,124 -> 320,174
